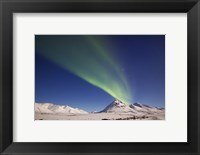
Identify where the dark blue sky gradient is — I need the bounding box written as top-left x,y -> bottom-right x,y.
35,35 -> 165,112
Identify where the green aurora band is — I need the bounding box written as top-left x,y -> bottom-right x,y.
36,35 -> 133,104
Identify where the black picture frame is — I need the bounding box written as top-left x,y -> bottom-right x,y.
0,0 -> 200,154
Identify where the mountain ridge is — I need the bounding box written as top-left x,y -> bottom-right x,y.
35,103 -> 88,114
100,100 -> 164,114
35,100 -> 164,115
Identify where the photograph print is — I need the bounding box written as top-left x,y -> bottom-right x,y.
35,35 -> 165,120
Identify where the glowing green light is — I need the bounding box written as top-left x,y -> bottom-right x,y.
36,35 -> 133,104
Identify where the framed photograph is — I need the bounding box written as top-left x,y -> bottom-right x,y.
0,0 -> 200,154
35,34 -> 165,121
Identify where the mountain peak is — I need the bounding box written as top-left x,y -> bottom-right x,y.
133,102 -> 143,107
100,100 -> 134,113
112,99 -> 126,106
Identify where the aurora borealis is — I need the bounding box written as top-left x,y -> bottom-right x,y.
36,35 -> 132,104
35,35 -> 165,111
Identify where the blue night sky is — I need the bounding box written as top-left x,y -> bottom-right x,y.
35,35 -> 165,112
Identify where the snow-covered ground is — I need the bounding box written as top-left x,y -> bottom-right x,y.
35,100 -> 165,120
35,112 -> 164,120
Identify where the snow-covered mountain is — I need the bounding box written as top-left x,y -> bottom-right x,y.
100,100 -> 137,113
130,102 -> 164,113
100,100 -> 164,114
35,100 -> 164,116
35,103 -> 88,114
